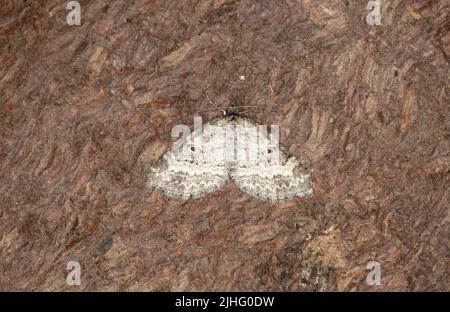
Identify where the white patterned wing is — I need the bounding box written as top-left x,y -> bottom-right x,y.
147,118 -> 230,199
233,117 -> 313,202
148,115 -> 313,202
234,157 -> 313,201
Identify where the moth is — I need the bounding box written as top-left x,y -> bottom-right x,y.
147,113 -> 313,202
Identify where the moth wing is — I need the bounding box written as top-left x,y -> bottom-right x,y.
234,157 -> 313,202
233,117 -> 313,202
148,157 -> 229,199
147,118 -> 230,199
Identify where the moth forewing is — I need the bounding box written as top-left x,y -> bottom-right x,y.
171,124 -> 192,162
268,125 -> 280,167
203,124 -> 226,165
224,122 -> 237,165
193,116 -> 204,165
255,124 -> 281,167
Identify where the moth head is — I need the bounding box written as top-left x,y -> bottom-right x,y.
223,107 -> 240,119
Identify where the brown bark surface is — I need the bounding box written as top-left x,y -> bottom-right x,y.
0,0 -> 448,291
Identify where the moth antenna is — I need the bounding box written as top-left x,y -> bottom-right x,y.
235,99 -> 264,115
206,93 -> 227,116
238,107 -> 256,115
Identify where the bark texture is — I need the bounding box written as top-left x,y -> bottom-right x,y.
0,0 -> 449,291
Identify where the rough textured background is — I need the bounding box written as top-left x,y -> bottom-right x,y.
0,0 -> 449,291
